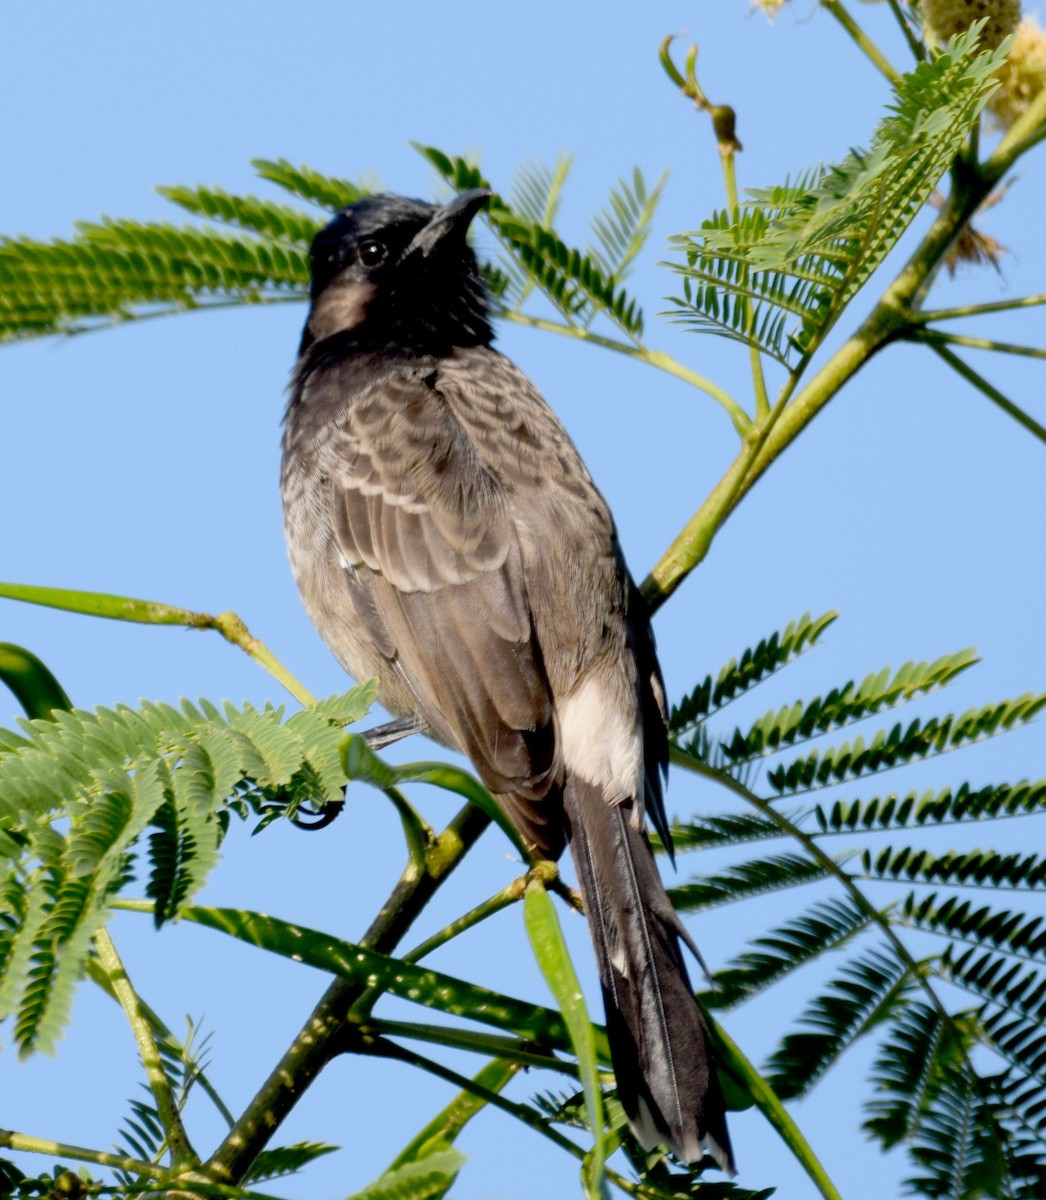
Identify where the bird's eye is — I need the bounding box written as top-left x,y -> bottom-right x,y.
358,239 -> 388,268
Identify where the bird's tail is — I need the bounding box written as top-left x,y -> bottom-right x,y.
563,776 -> 734,1174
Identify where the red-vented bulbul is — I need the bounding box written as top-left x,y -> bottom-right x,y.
281,188 -> 733,1172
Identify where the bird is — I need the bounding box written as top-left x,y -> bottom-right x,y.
280,187 -> 733,1173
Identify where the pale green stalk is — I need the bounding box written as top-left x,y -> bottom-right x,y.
0,1130 -> 165,1179
721,150 -> 769,420
92,930 -> 198,1169
500,311 -> 751,435
822,0 -> 901,81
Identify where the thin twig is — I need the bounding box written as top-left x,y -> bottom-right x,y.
884,0 -> 926,62
374,1039 -> 586,1159
929,342 -> 1046,444
914,293 -> 1046,322
209,611 -> 317,706
910,329 -> 1046,361
402,875 -> 529,963
499,310 -> 751,434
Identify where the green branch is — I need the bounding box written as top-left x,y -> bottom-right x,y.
713,1022 -> 844,1200
92,930 -> 198,1170
194,801 -> 491,1187
0,1129 -> 164,1180
641,374 -> 800,610
640,162 -> 1007,610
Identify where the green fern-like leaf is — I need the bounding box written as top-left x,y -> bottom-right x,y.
865,846 -> 1046,891
902,892 -> 1046,964
710,897 -> 872,1009
250,157 -> 374,210
667,810 -> 789,852
941,947 -> 1046,1026
672,611 -> 1046,1193
906,1068 -> 1011,1199
766,693 -> 1046,797
764,946 -> 913,1099
979,1009 -> 1046,1096
77,218 -> 308,288
107,1008 -> 229,1182
502,155 -> 574,307
147,786 -> 215,927
0,867 -> 55,1024
0,686 -> 374,1052
716,649 -> 978,769
13,760 -> 168,1054
0,219 -> 309,342
586,167 -> 667,282
116,1093 -> 167,1167
862,1005 -> 1032,1196
814,778 -> 1046,835
242,1141 -> 339,1184
670,609 -> 838,740
418,145 -> 648,337
511,154 -> 574,229
864,1001 -> 973,1148
0,154 -> 373,343
157,184 -> 321,247
669,851 -> 831,912
665,30 -> 1007,365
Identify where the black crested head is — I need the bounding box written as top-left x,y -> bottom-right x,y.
299,189 -> 493,358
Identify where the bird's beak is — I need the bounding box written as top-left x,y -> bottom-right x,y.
404,189 -> 492,259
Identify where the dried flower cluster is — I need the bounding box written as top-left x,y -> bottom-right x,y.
987,16 -> 1046,127
752,0 -> 788,17
920,0 -> 1021,50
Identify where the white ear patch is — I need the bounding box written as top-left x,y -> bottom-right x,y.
309,276 -> 378,340
558,677 -> 642,807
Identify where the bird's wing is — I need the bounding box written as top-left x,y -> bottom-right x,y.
435,349 -> 671,845
324,361 -> 563,855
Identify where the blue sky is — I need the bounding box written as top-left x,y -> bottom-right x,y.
2,3 -> 1045,1198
